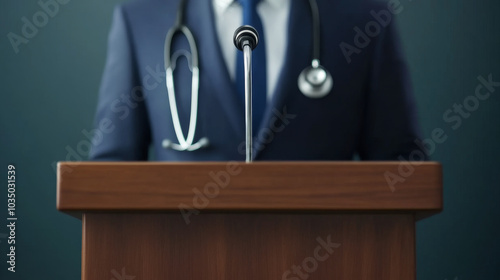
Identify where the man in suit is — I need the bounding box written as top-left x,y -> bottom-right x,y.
89,0 -> 424,161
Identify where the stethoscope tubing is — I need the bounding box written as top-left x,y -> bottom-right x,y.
164,24 -> 202,151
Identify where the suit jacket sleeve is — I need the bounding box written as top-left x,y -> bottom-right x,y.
358,20 -> 426,160
89,5 -> 151,160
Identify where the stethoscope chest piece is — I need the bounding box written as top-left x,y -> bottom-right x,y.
298,60 -> 333,99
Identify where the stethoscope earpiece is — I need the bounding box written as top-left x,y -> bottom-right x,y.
162,137 -> 209,151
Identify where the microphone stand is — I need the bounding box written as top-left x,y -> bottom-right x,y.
243,43 -> 253,163
234,25 -> 260,163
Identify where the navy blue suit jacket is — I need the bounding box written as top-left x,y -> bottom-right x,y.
89,0 -> 424,161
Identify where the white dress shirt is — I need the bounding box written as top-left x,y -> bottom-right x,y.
212,0 -> 291,100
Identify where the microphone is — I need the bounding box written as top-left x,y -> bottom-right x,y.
233,25 -> 259,163
233,25 -> 259,51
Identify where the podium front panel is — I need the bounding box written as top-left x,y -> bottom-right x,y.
82,213 -> 415,280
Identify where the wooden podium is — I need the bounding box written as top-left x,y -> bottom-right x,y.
57,161 -> 442,280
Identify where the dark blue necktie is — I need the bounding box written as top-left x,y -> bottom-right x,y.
236,0 -> 267,133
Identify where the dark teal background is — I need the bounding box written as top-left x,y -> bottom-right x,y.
0,0 -> 499,279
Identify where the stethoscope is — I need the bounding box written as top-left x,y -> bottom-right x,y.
162,0 -> 333,152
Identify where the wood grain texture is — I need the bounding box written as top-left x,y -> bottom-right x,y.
82,213 -> 415,280
57,162 -> 442,212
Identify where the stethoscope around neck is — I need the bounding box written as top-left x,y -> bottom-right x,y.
162,0 -> 209,151
162,0 -> 333,152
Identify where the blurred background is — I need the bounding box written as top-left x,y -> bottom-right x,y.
0,0 -> 499,279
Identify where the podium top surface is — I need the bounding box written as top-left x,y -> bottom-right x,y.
57,161 -> 442,214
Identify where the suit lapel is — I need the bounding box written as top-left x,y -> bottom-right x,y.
187,0 -> 245,140
254,0 -> 313,158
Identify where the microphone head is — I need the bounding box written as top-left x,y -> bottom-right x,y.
233,25 -> 259,51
